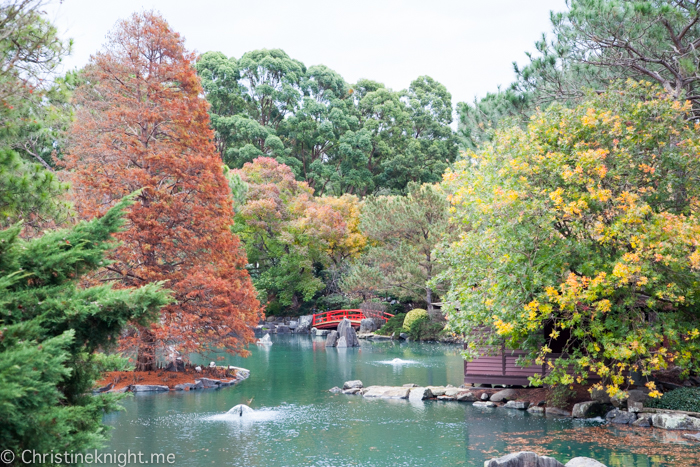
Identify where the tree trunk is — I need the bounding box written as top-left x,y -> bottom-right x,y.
136,327 -> 156,372
426,287 -> 433,313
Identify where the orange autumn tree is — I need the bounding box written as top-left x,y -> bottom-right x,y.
63,12 -> 262,370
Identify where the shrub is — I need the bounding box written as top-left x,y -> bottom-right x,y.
403,308 -> 429,340
646,388 -> 700,413
376,313 -> 407,336
94,353 -> 135,372
546,384 -> 576,409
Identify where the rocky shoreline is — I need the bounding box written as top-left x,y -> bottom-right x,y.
332,380 -> 700,444
94,365 -> 250,394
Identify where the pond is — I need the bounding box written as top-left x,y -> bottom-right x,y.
103,334 -> 700,466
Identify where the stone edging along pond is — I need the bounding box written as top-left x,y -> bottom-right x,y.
93,366 -> 250,394
331,380 -> 700,441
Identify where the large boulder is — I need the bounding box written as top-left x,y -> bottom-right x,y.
456,391 -> 477,402
490,389 -> 519,402
565,458 -> 608,467
276,325 -> 290,334
484,451 -> 564,467
474,401 -> 497,408
325,330 -> 338,347
337,318 -> 360,347
591,387 -> 611,404
343,380 -> 363,390
504,401 -> 530,410
605,408 -> 637,424
546,407 -> 572,417
362,386 -> 411,399
409,387 -> 434,401
359,318 -> 377,334
196,378 -> 221,389
336,336 -> 348,348
131,385 -> 169,392
427,386 -> 447,396
631,413 -> 652,427
572,401 -> 609,419
651,413 -> 700,430
299,315 -> 313,330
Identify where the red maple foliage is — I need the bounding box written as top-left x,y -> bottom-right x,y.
62,12 -> 262,369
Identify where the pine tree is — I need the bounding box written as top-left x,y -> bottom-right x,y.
0,195 -> 170,461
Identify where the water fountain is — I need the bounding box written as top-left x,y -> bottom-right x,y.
257,333 -> 273,345
227,404 -> 254,418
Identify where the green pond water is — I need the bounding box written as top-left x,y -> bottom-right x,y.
103,334 -> 700,466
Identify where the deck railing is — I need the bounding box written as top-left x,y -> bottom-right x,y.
311,309 -> 394,328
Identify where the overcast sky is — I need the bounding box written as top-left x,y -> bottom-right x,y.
45,0 -> 566,107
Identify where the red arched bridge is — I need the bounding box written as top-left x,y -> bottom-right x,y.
311,309 -> 394,330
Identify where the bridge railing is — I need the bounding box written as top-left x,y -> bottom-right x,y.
311,309 -> 394,328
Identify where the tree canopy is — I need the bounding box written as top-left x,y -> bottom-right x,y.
62,12 -> 261,369
441,82 -> 700,396
197,50 -> 458,196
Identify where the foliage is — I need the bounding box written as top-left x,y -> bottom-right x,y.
646,387 -> 700,412
233,157 -> 366,313
93,353 -> 135,372
546,384 -> 577,409
375,313 -> 407,336
458,0 -> 700,150
0,196 -> 169,460
197,50 -> 458,195
440,82 -> 700,398
343,182 -> 453,310
0,147 -> 68,230
403,308 -> 429,333
62,12 -> 262,369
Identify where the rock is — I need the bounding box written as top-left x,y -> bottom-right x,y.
299,315 -> 313,330
504,400 -> 530,410
408,387 -> 434,401
362,386 -> 411,399
565,457 -> 608,467
325,330 -> 338,347
473,401 -> 497,408
277,325 -> 290,334
627,389 -> 648,404
683,432 -> 700,441
399,333 -> 408,340
427,386 -> 447,396
342,388 -> 361,395
368,334 -> 392,340
337,318 -> 360,347
359,318 -> 377,334
490,388 -> 519,402
403,383 -> 419,388
546,407 -> 572,417
316,329 -> 330,337
627,401 -> 643,413
196,378 -> 221,389
94,382 -> 114,393
195,365 -> 202,373
329,386 -> 342,393
456,392 -> 477,402
343,380 -> 363,390
229,366 -> 250,379
336,336 -> 348,348
131,385 -> 169,392
438,395 -> 456,401
605,409 -> 636,424
288,320 -> 298,329
174,383 -> 198,391
651,413 -> 700,430
572,401 -> 608,419
527,406 -> 545,414
591,387 -> 611,404
447,384 -> 455,388
632,414 -> 652,427
445,388 -> 462,397
481,393 -> 490,401
484,451 -> 564,467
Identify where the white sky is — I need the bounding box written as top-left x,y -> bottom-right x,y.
45,0 -> 566,108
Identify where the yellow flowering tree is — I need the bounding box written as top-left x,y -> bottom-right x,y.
440,82 -> 700,397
